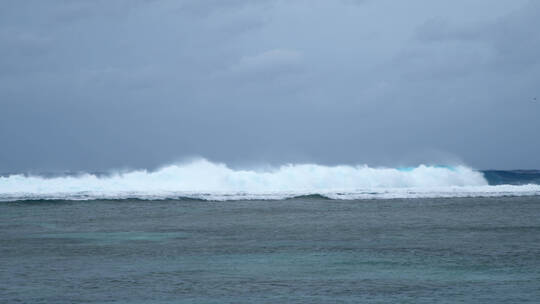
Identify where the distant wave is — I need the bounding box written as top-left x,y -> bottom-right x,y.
1,159 -> 539,201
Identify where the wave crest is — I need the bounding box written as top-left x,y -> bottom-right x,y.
1,159 -> 539,201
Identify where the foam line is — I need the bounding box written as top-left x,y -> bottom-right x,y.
1,159 -> 539,201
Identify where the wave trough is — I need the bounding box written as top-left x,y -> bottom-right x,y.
1,159 -> 539,201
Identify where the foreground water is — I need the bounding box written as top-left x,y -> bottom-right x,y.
1,196 -> 540,303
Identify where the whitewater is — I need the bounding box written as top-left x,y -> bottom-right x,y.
1,159 -> 540,201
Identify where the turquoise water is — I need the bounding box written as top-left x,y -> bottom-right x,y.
1,197 -> 540,303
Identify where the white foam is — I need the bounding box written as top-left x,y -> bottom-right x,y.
1,159 -> 539,201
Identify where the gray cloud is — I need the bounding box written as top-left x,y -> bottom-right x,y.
0,0 -> 539,172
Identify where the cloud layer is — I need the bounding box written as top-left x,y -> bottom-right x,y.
1,0 -> 539,171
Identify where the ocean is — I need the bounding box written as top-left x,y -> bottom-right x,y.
1,161 -> 540,303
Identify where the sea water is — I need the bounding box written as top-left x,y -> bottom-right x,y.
1,161 -> 540,303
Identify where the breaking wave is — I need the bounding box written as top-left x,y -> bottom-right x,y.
1,159 -> 539,201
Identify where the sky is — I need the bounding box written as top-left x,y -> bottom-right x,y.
1,0 -> 539,172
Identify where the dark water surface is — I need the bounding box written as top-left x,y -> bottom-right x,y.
1,197 -> 540,303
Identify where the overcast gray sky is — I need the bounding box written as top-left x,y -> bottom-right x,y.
1,0 -> 539,172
